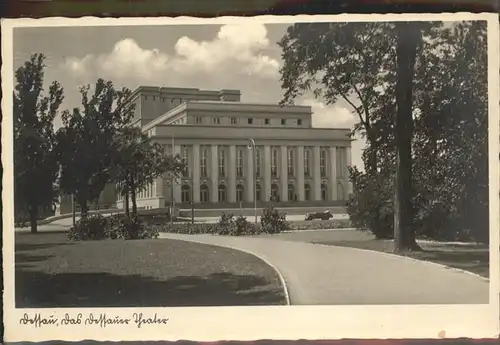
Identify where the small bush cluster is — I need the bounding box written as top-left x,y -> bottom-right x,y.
156,222 -> 217,234
215,213 -> 261,236
67,214 -> 109,241
260,205 -> 290,233
290,219 -> 352,231
67,214 -> 159,241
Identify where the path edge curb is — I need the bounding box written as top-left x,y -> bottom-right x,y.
159,234 -> 292,306
311,242 -> 490,283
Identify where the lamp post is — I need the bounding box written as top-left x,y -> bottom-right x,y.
191,173 -> 195,225
71,194 -> 76,226
248,138 -> 258,225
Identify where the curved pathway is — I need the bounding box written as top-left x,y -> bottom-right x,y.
159,233 -> 489,305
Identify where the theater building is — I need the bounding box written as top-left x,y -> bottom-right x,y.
56,86 -> 353,215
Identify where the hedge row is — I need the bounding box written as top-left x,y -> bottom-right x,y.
154,218 -> 352,236
68,214 -> 159,241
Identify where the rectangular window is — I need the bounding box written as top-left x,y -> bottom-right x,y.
304,148 -> 311,177
287,147 -> 294,177
195,116 -> 203,124
265,118 -> 270,125
236,148 -> 244,178
320,148 -> 327,177
255,148 -> 261,178
231,117 -> 237,124
213,117 -> 221,124
271,148 -> 278,177
248,118 -> 253,124
297,119 -> 302,125
200,147 -> 208,177
281,119 -> 286,125
218,148 -> 226,177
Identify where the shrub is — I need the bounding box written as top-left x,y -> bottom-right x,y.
157,222 -> 217,235
215,213 -> 237,235
107,215 -> 149,240
68,214 -> 158,241
67,214 -> 108,241
234,215 -> 262,236
260,205 -> 290,234
346,168 -> 394,239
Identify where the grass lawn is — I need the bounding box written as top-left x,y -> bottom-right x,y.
15,232 -> 287,308
268,230 -> 489,278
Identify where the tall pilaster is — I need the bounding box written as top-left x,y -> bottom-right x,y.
297,146 -> 305,201
263,145 -> 271,201
228,145 -> 237,203
346,146 -> 353,197
173,145 -> 182,203
155,174 -> 164,208
246,147 -> 254,202
210,144 -> 218,203
280,145 -> 288,202
193,143 -> 201,203
313,145 -> 321,201
329,146 -> 337,201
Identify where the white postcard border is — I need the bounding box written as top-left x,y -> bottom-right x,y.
2,13 -> 499,342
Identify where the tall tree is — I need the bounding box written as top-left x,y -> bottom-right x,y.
393,22 -> 424,252
412,21 -> 489,243
113,127 -> 185,219
14,53 -> 64,233
278,23 -> 403,237
55,79 -> 134,218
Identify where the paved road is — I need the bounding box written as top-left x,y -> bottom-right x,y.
159,233 -> 489,305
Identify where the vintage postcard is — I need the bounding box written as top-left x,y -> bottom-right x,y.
2,13 -> 499,342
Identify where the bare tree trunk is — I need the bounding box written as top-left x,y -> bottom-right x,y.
366,129 -> 378,177
394,22 -> 422,252
77,193 -> 89,219
124,189 -> 130,217
29,203 -> 38,234
130,177 -> 138,220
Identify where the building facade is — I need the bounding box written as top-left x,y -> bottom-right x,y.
56,86 -> 353,215
116,86 -> 353,210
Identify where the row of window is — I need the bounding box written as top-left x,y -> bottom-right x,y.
144,95 -> 186,103
194,116 -> 303,126
117,181 -> 156,201
172,145 -> 347,180
179,182 -> 345,203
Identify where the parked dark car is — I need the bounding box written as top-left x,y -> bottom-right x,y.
305,210 -> 334,221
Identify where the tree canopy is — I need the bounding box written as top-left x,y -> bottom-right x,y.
279,21 -> 489,245
14,53 -> 64,232
55,79 -> 134,217
113,127 -> 185,218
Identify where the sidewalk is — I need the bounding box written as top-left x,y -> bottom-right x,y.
159,233 -> 489,305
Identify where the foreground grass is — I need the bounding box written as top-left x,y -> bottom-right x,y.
15,232 -> 287,308
269,230 -> 489,278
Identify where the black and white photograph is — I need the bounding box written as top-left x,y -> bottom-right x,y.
2,14 -> 499,342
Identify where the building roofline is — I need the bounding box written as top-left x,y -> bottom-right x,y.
128,86 -> 241,103
186,100 -> 311,109
141,100 -> 314,131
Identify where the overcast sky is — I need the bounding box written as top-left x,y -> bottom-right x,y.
13,23 -> 365,169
